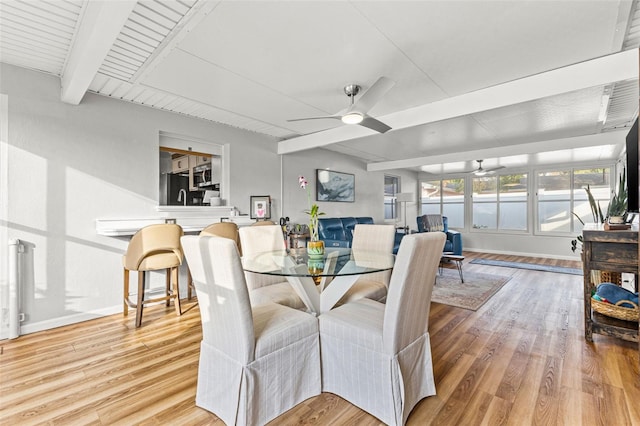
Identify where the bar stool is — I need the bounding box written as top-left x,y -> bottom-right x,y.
123,223 -> 184,327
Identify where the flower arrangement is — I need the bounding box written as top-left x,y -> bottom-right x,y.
299,175 -> 324,241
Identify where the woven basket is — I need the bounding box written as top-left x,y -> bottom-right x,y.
591,297 -> 639,322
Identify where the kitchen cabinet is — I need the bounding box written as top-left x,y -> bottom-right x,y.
169,154 -> 216,192
195,155 -> 211,166
171,155 -> 189,173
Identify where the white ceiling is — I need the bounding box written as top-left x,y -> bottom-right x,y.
1,0 -> 638,175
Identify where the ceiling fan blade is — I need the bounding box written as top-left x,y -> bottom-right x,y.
352,76 -> 395,114
359,116 -> 392,133
443,169 -> 476,175
287,116 -> 341,123
483,165 -> 506,173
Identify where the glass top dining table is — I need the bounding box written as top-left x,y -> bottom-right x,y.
242,247 -> 395,278
242,247 -> 395,314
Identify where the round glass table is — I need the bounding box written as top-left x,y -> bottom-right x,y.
242,247 -> 395,314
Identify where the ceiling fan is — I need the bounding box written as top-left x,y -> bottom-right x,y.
468,160 -> 505,176
287,76 -> 395,133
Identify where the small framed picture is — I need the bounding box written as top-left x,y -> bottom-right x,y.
250,195 -> 271,219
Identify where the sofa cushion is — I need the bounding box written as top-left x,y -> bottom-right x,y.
356,217 -> 374,225
318,218 -> 347,241
340,217 -> 358,241
318,217 -> 376,249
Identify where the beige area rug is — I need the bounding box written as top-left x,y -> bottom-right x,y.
431,269 -> 511,311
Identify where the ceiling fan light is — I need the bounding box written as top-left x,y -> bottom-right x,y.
342,112 -> 363,124
474,170 -> 487,176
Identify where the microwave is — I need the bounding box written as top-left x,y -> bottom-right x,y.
194,164 -> 217,189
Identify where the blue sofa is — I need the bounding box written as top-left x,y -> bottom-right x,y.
416,215 -> 463,255
318,217 -> 404,254
318,217 -> 374,248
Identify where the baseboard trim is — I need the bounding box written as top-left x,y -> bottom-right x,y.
16,305 -> 122,337
463,247 -> 581,262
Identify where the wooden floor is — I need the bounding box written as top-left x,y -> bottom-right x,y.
1,252 -> 638,425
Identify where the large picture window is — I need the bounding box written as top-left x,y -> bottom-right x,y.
499,174 -> 528,230
420,166 -> 612,235
420,179 -> 464,228
473,173 -> 528,231
472,176 -> 497,229
537,168 -> 610,234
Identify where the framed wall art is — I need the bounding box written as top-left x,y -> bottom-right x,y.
250,195 -> 271,219
316,169 -> 355,202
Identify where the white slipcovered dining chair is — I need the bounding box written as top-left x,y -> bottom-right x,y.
181,235 -> 321,425
186,221 -> 242,300
319,232 -> 446,425
239,224 -> 306,309
338,224 -> 395,304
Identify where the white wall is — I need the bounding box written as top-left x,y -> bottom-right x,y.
0,63 -> 403,335
0,63 -> 284,335
280,148 -> 418,226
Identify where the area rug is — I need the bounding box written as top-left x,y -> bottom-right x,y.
432,269 -> 511,311
469,258 -> 582,275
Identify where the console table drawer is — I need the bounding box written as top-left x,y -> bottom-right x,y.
587,241 -> 638,267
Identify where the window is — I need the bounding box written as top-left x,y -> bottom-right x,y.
384,175 -> 400,219
472,176 -> 497,229
472,173 -> 528,231
573,168 -> 610,229
499,174 -> 528,230
420,179 -> 464,228
537,168 -> 610,234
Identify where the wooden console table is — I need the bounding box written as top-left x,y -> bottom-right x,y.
582,223 -> 638,344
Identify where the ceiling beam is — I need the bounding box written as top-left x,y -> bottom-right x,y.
366,131 -> 626,172
61,1 -> 136,105
278,49 -> 639,155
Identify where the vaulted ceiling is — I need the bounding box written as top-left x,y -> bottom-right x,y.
1,0 -> 638,175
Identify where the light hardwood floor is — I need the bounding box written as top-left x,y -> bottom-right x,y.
1,252 -> 638,425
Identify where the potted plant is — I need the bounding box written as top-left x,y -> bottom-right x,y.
606,168 -> 628,224
299,175 -> 325,257
571,168 -> 633,252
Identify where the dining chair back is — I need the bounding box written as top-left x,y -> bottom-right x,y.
184,221 -> 242,300
350,223 -> 396,253
238,225 -> 305,309
319,231 -> 446,425
383,232 -> 444,353
251,220 -> 276,226
239,224 -> 286,259
181,235 -> 320,425
338,224 -> 395,304
122,223 -> 184,327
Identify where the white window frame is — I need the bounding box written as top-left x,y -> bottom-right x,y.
420,178 -> 465,229
471,172 -> 529,233
384,174 -> 400,221
534,166 -> 613,236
